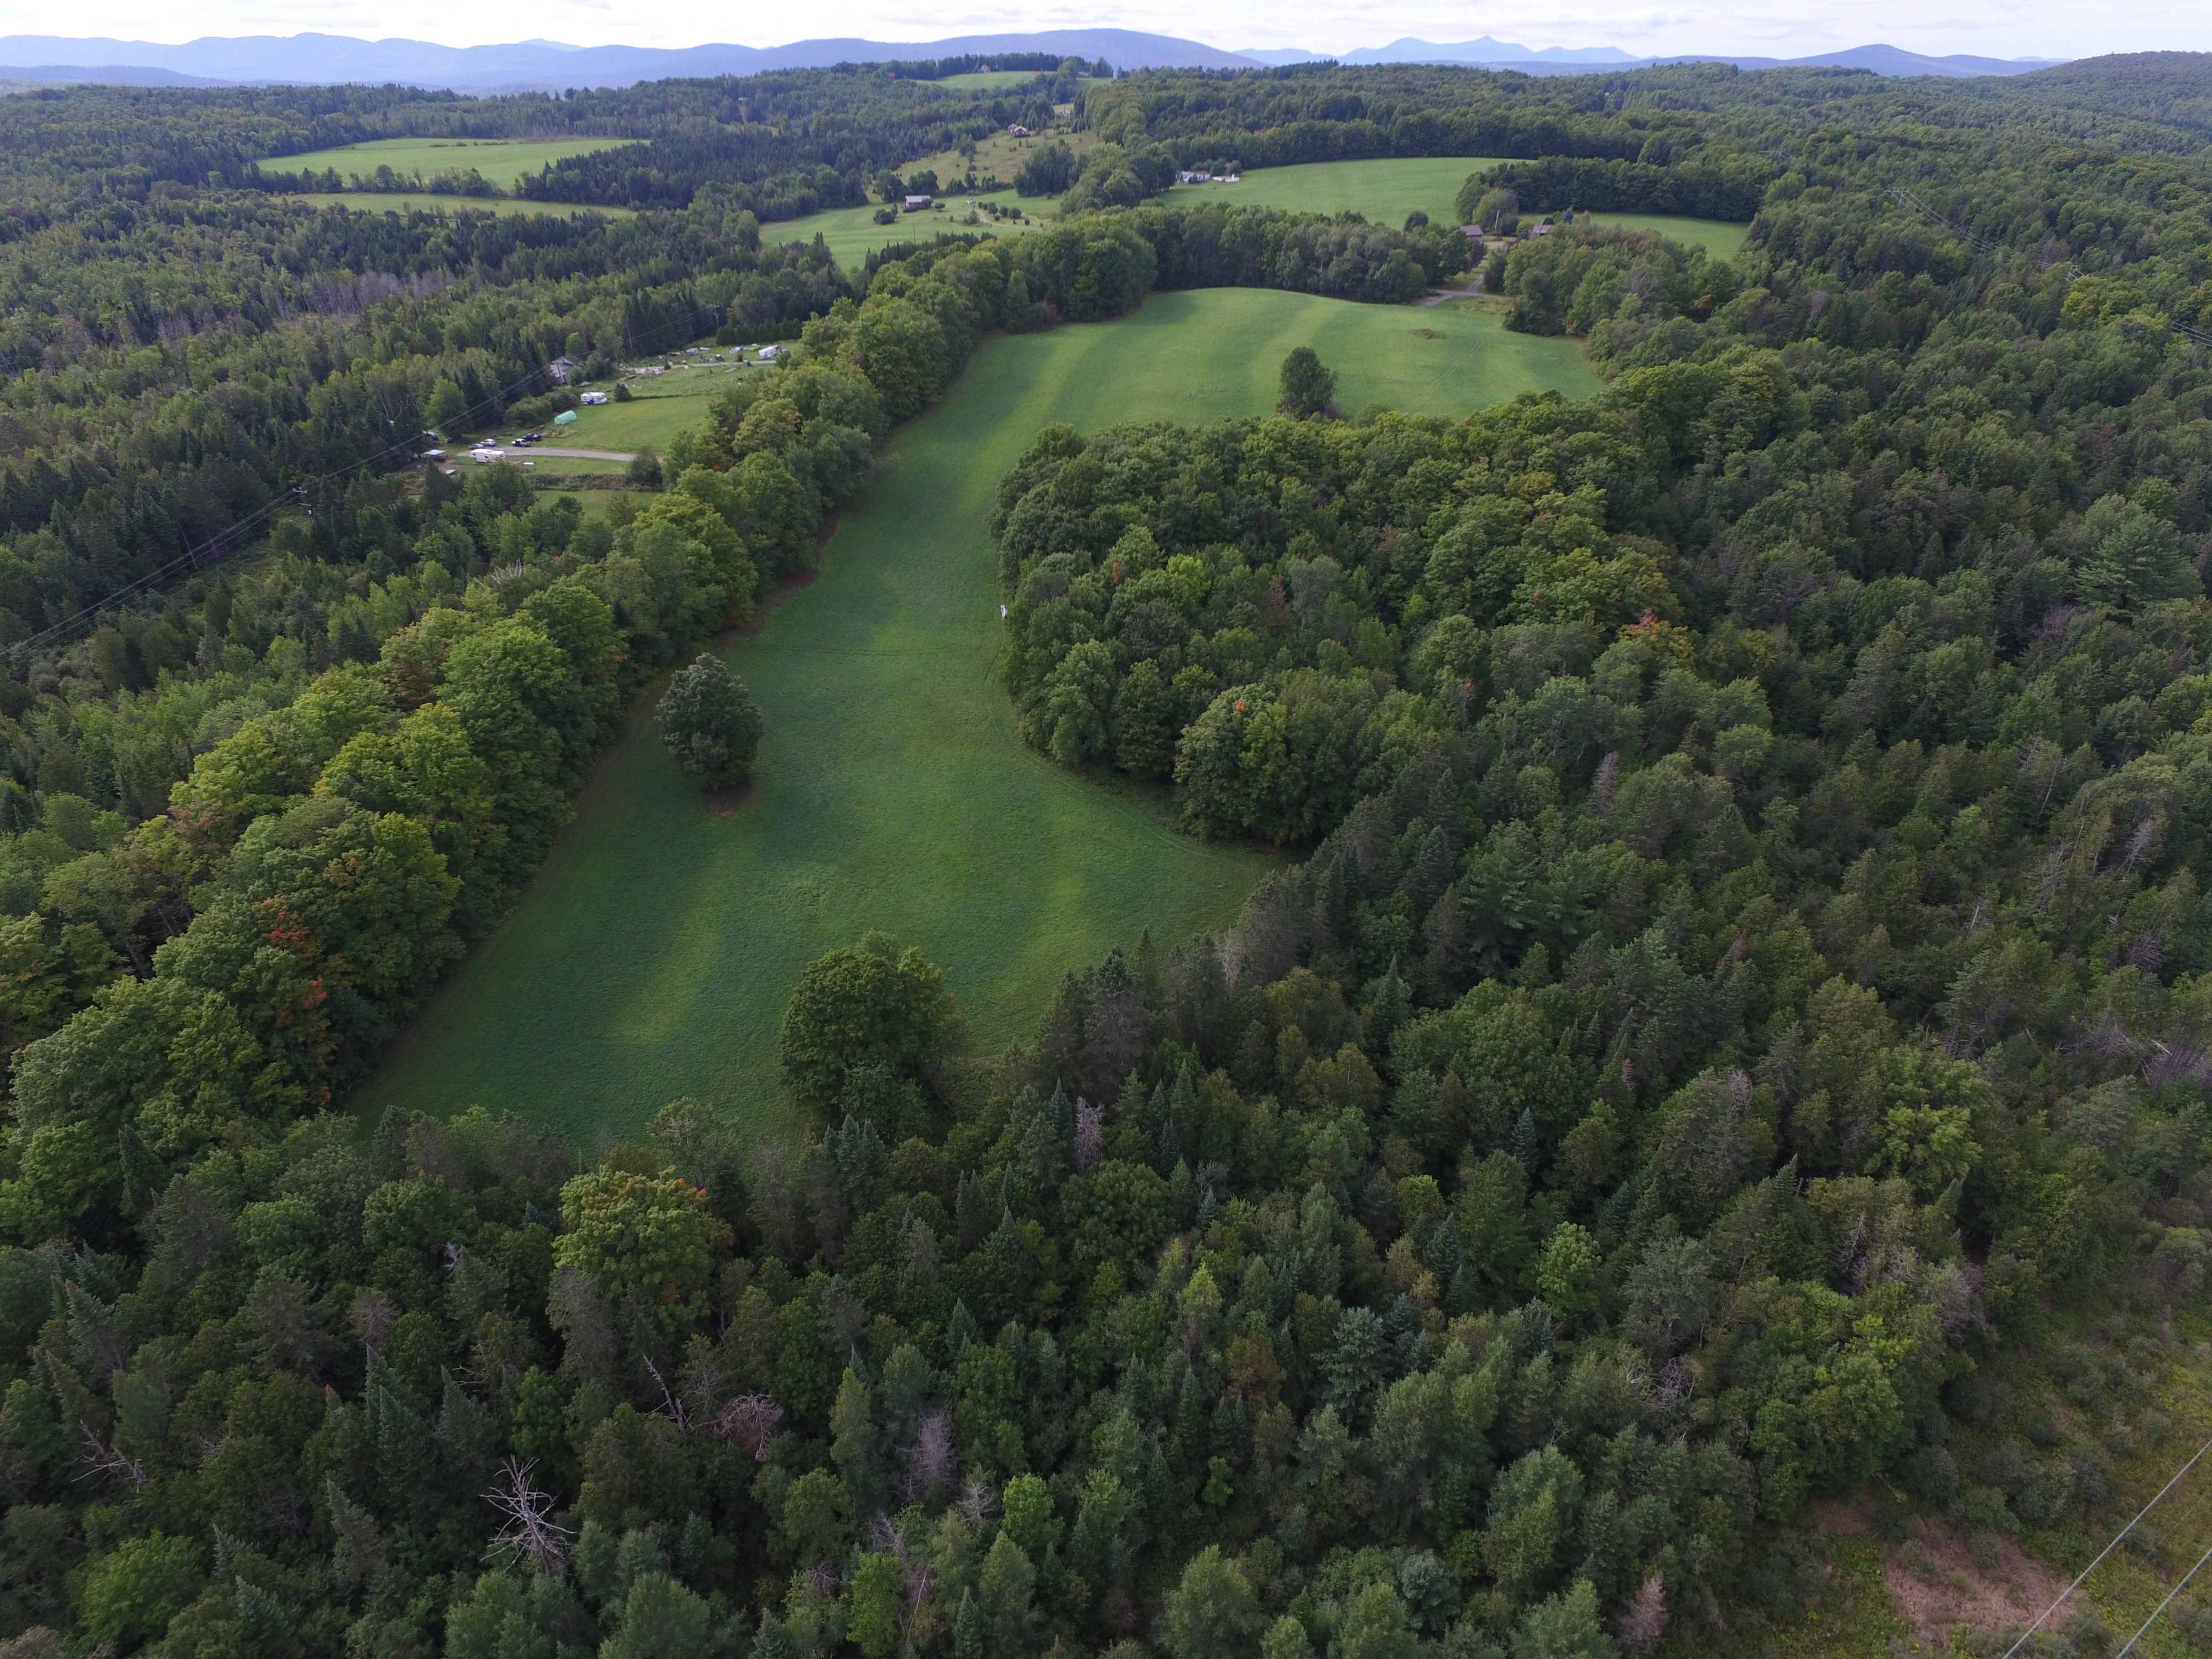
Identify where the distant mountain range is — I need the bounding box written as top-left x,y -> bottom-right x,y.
1239,39 -> 2062,77
0,29 -> 2064,92
0,29 -> 1248,90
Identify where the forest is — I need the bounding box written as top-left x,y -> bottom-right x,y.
3,43 -> 2212,1659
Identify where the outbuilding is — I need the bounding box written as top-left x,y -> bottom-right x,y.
903,194 -> 933,212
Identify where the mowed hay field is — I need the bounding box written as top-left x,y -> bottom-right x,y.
286,194 -> 634,220
269,134 -> 642,190
1161,157 -> 1511,227
761,193 -> 1057,272
362,288 -> 1597,1143
457,366 -> 758,455
1579,212 -> 1751,260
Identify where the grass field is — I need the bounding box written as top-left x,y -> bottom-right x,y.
448,363 -> 759,456
269,135 -> 641,190
361,288 -> 1596,1142
931,70 -> 1083,90
288,193 -> 634,219
1580,212 -> 1751,260
762,193 -> 1057,272
1161,157 -> 1511,228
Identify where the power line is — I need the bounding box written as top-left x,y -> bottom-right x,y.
2116,1536 -> 2212,1659
1997,1433 -> 2212,1659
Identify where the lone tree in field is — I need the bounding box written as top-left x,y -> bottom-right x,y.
781,933 -> 951,1115
1279,347 -> 1335,419
657,654 -> 761,789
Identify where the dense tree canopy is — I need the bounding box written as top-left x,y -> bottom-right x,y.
7,44 -> 2212,1659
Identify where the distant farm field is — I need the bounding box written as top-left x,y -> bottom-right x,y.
1577,212 -> 1751,260
932,70 -> 1066,89
761,191 -> 1057,270
1161,156 -> 1512,227
456,365 -> 758,453
267,134 -> 642,190
286,192 -> 634,219
361,287 -> 1596,1143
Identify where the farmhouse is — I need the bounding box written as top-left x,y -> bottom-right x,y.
1177,169 -> 1212,183
903,194 -> 933,212
546,354 -> 579,383
1006,123 -> 1031,137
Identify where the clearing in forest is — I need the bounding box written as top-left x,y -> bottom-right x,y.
284,193 -> 634,220
760,191 -> 1059,272
267,135 -> 642,191
359,288 -> 1597,1144
1160,156 -> 1512,227
1575,212 -> 1751,260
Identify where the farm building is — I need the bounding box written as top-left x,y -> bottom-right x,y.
1006,123 -> 1031,137
902,194 -> 933,212
546,354 -> 580,383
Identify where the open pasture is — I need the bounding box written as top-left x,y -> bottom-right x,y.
362,286 -> 1595,1142
1161,156 -> 1511,227
266,134 -> 642,190
1577,211 -> 1751,260
760,192 -> 1056,271
285,192 -> 634,219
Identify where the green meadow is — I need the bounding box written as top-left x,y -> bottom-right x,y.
932,69 -> 1088,90
362,287 -> 1597,1142
1161,156 -> 1511,227
287,193 -> 634,219
1578,212 -> 1751,260
268,134 -> 641,190
761,192 -> 1056,272
484,367 -> 756,453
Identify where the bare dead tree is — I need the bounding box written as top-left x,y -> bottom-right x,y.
349,1289 -> 398,1357
958,1474 -> 998,1526
1073,1099 -> 1105,1173
643,1357 -> 690,1431
77,1421 -> 144,1489
484,1457 -> 573,1577
1616,1573 -> 1667,1655
712,1393 -> 784,1460
899,1408 -> 958,1503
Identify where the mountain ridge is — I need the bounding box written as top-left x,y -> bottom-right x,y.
0,29 -> 2070,91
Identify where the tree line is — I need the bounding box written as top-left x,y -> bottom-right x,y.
4,44 -> 2212,1659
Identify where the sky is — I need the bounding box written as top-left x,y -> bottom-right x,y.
0,0 -> 2206,63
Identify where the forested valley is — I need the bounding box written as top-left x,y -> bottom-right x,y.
3,46 -> 2212,1659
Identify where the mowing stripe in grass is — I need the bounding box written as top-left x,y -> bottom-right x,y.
357,288 -> 1596,1145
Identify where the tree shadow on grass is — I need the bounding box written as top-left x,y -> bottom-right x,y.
702,777 -> 759,820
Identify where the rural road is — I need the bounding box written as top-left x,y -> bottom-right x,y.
473,445 -> 637,461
